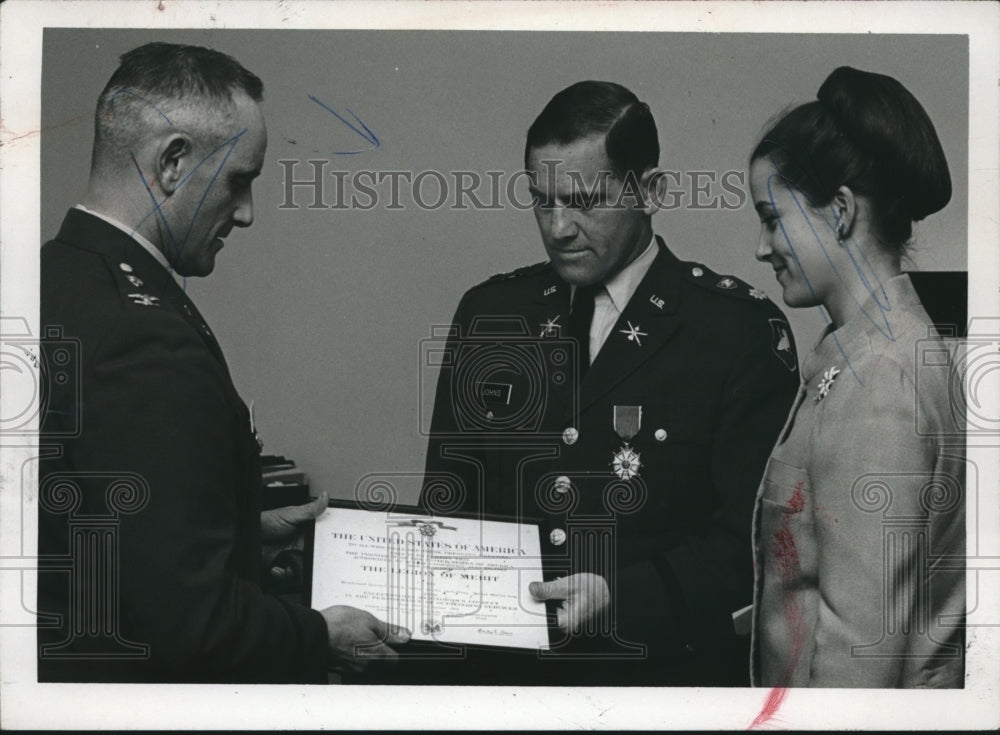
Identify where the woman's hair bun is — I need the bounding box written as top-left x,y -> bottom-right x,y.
817,66 -> 951,222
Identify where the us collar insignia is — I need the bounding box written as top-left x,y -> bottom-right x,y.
619,321 -> 647,347
816,366 -> 841,402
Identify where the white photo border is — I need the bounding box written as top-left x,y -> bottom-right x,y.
1,1 -> 997,730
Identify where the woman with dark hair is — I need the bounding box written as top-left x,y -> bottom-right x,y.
748,66 -> 965,688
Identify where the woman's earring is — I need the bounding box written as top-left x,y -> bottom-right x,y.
835,220 -> 847,243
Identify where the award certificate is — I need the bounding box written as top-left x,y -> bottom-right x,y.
311,506 -> 550,650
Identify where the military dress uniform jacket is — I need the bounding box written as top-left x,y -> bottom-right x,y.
750,274 -> 965,688
37,209 -> 329,683
421,237 -> 800,685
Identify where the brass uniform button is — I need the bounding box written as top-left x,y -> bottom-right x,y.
554,476 -> 571,495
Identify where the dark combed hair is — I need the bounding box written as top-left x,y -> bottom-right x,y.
92,42 -> 263,169
524,81 -> 659,179
752,66 -> 951,252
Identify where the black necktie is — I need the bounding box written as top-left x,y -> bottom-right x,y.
568,284 -> 599,377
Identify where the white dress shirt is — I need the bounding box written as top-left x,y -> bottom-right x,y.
575,235 -> 658,365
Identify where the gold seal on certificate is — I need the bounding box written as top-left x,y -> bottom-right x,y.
311,506 -> 550,650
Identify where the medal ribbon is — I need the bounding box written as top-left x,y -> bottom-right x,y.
613,405 -> 642,442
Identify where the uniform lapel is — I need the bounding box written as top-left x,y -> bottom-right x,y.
132,258 -> 232,373
530,270 -> 576,419
577,237 -> 682,413
531,272 -> 572,337
55,209 -> 234,373
160,286 -> 231,372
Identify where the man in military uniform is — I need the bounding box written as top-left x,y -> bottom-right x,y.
421,81 -> 799,685
38,42 -> 407,683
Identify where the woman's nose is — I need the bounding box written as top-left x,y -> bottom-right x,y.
755,229 -> 773,262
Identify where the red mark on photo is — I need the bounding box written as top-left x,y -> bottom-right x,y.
0,112 -> 90,148
749,686 -> 788,730
749,480 -> 807,730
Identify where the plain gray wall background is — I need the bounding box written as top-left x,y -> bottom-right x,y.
41,30 -> 968,504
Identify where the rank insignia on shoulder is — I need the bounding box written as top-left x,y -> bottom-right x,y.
128,293 -> 160,307
749,287 -> 768,300
717,277 -> 737,290
483,261 -> 548,284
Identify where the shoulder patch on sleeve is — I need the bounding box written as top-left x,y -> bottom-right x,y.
768,317 -> 798,372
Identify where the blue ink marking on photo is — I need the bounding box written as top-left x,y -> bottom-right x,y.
108,89 -> 174,126
129,129 -> 248,289
130,152 -> 178,248
177,133 -> 244,251
307,94 -> 379,154
762,154 -> 900,386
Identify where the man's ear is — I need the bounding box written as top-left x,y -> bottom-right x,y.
640,167 -> 666,215
156,133 -> 194,194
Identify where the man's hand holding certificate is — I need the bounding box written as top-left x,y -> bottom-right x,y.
311,506 -> 550,651
529,573 -> 610,634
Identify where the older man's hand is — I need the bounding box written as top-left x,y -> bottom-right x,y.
260,489 -> 329,543
320,606 -> 411,673
529,573 -> 610,634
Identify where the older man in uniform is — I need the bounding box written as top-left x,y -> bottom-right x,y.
421,81 -> 799,685
38,42 -> 408,683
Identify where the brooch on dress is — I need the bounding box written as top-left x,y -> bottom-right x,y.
815,366 -> 841,402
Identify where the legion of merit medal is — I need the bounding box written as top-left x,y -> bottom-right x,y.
612,405 -> 642,480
